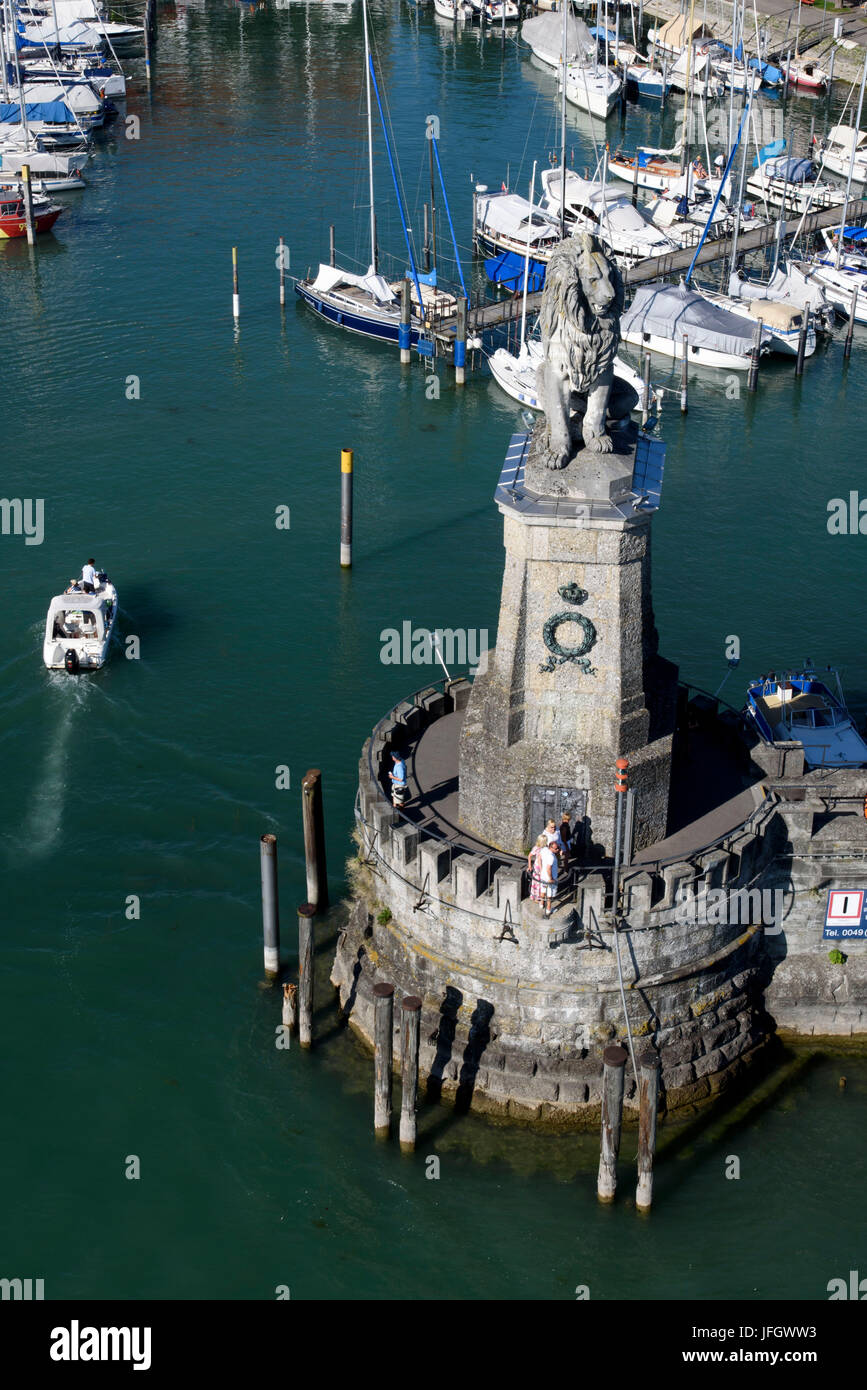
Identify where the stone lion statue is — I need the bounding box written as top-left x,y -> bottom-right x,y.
536,232 -> 627,470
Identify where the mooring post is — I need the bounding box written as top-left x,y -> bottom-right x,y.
635,1052 -> 660,1212
329,223 -> 335,267
144,16 -> 152,85
399,277 -> 412,365
455,296 -> 467,386
259,833 -> 279,979
844,288 -> 858,361
597,1044 -> 628,1203
748,317 -> 763,391
680,333 -> 688,414
399,995 -> 422,1152
795,309 -> 809,377
631,151 -> 639,209
278,235 -> 286,307
828,46 -> 836,90
297,903 -> 315,1047
301,768 -> 328,912
282,981 -> 297,1034
641,351 -> 651,427
661,58 -> 668,106
340,448 -> 353,568
20,164 -> 35,247
373,982 -> 395,1139
783,48 -> 791,100
232,245 -> 240,321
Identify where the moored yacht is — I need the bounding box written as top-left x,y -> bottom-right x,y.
746,668 -> 867,768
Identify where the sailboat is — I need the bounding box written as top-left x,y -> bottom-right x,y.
539,164 -> 678,267
294,0 -> 458,347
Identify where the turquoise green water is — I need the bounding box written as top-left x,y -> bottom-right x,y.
1,1 -> 866,1299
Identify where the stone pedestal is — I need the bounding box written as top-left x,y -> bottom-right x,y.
458,422 -> 677,858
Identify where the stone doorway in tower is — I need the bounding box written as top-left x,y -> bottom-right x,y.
528,786 -> 588,857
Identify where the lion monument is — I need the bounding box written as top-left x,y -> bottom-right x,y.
535,232 -> 630,470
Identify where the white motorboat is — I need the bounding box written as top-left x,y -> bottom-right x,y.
620,281 -> 773,370
433,0 -> 473,18
693,288 -> 815,357
43,577 -> 118,673
539,166 -> 678,266
746,155 -> 846,217
746,669 -> 867,768
471,0 -> 518,21
561,60 -> 621,119
488,334 -> 653,413
727,263 -> 834,335
794,227 -> 867,324
813,124 -> 867,184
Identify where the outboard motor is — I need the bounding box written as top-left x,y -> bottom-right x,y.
64,648 -> 80,675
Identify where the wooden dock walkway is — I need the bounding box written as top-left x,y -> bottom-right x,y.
432,196 -> 867,351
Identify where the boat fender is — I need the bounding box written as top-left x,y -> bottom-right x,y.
64,648 -> 80,674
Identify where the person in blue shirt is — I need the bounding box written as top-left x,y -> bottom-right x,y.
389,751 -> 408,806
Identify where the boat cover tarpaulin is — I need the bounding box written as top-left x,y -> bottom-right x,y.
754,137 -> 786,167
0,100 -> 75,124
521,11 -> 595,63
761,156 -> 814,184
621,283 -> 766,356
655,14 -> 715,48
477,192 -> 557,244
19,19 -> 103,47
310,263 -> 395,304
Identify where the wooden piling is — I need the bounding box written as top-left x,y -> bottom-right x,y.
373,982 -> 395,1139
748,317 -> 763,391
455,296 -> 467,386
340,448 -> 353,568
597,1044 -> 628,1203
844,288 -> 858,361
20,164 -> 35,247
635,1052 -> 660,1212
297,903 -> 315,1048
232,246 -> 239,321
399,277 -> 411,364
301,769 -> 328,912
399,995 -> 422,1152
795,310 -> 809,376
259,833 -> 279,978
329,224 -> 335,268
282,981 -> 297,1033
278,235 -> 286,307
680,333 -> 688,414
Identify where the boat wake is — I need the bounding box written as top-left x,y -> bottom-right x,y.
14,675 -> 92,860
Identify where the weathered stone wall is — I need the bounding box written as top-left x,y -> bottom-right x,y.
335,696 -> 867,1126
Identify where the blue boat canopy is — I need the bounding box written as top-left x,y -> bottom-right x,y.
0,99 -> 75,124
754,138 -> 787,167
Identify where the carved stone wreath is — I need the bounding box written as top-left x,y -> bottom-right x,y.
539,583 -> 598,675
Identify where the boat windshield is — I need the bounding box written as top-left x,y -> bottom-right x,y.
51,608 -> 100,639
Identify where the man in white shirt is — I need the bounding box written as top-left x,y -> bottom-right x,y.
539,842 -> 558,919
80,559 -> 98,594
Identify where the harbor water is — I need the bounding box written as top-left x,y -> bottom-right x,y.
1,0 -> 865,1299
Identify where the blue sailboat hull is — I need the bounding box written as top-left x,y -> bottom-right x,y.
294,281 -> 421,347
483,249 -> 547,293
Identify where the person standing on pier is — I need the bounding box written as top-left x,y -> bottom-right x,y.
559,811 -> 573,866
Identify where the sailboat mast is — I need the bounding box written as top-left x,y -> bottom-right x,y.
8,0 -> 31,151
362,0 -> 377,271
680,0 -> 696,171
560,0 -> 567,239
520,160 -> 537,352
429,137 -> 437,272
835,46 -> 867,271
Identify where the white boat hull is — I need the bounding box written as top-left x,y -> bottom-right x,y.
620,328 -> 753,371
43,582 -> 118,671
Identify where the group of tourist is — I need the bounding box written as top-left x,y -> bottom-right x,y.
528,816 -> 575,919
